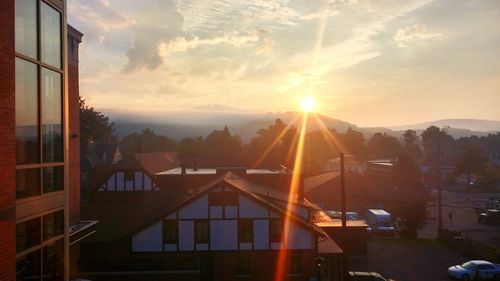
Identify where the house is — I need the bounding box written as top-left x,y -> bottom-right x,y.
79,169 -> 344,280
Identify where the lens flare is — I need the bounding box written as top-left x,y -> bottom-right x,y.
300,97 -> 316,112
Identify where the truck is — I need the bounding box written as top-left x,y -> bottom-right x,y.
478,209 -> 500,224
366,209 -> 394,236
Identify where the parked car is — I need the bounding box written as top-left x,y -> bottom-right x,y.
447,260 -> 500,281
349,271 -> 387,281
478,209 -> 500,224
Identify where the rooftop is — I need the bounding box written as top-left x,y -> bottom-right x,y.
157,167 -> 284,175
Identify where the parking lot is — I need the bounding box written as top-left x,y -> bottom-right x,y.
349,238 -> 467,281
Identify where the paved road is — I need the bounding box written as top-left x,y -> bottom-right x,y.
349,238 -> 466,281
420,190 -> 500,248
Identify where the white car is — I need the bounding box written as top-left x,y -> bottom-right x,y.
448,260 -> 500,281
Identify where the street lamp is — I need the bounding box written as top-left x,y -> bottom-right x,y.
436,126 -> 449,240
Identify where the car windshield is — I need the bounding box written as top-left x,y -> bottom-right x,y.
461,262 -> 475,269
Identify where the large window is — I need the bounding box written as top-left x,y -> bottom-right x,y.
238,219 -> 253,243
16,249 -> 41,281
42,210 -> 64,241
269,219 -> 283,243
40,1 -> 61,68
16,211 -> 65,281
15,0 -> 37,58
163,220 -> 178,244
15,58 -> 39,164
16,217 -> 41,253
195,220 -> 209,244
15,0 -> 64,200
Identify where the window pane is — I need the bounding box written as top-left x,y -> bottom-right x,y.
16,168 -> 41,199
43,210 -> 64,241
43,239 -> 64,281
16,217 -> 41,253
41,68 -> 62,163
15,0 -> 37,58
16,58 -> 39,164
41,2 -> 61,68
16,249 -> 41,281
43,166 -> 63,193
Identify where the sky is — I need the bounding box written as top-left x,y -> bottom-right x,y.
68,0 -> 500,127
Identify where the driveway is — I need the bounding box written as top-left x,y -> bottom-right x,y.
349,238 -> 467,281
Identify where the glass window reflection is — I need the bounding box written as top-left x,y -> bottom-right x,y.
42,68 -> 62,163
15,58 -> 39,164
15,0 -> 38,58
41,2 -> 61,68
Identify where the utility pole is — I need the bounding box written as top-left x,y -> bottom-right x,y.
340,153 -> 346,228
340,153 -> 348,280
436,133 -> 443,239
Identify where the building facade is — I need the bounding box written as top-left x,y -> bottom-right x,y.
0,0 -> 76,280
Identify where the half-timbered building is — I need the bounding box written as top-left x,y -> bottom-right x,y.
79,169 -> 343,281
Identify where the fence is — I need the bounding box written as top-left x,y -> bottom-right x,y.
441,228 -> 500,263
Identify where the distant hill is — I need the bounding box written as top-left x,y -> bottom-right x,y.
107,111 -> 500,141
388,119 -> 500,132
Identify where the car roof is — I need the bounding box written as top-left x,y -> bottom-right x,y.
469,260 -> 493,265
350,271 -> 384,277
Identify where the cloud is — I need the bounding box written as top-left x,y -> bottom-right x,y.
124,0 -> 184,71
394,23 -> 443,47
158,31 -> 260,58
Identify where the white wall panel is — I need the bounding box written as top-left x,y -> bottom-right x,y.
178,221 -> 194,251
239,195 -> 268,218
284,222 -> 313,249
144,175 -> 152,190
116,172 -> 124,191
210,206 -> 222,219
134,172 -> 143,190
253,219 -> 269,250
126,180 -> 133,191
225,206 -> 237,218
179,195 -> 208,219
132,221 -> 162,252
210,220 -> 237,250
106,174 -> 115,191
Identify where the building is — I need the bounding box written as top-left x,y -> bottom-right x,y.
79,168 -> 344,280
0,1 -> 89,280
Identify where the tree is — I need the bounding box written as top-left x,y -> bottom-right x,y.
178,137 -> 205,158
79,97 -> 115,143
454,143 -> 488,188
367,132 -> 402,159
340,128 -> 368,159
249,119 -> 297,168
421,126 -> 454,163
119,128 -> 177,158
402,130 -> 423,160
204,126 -> 243,158
392,153 -> 428,238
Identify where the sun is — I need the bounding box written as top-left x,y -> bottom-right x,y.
300,96 -> 316,112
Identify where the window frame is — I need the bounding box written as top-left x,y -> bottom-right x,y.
269,218 -> 283,243
194,220 -> 210,244
15,0 -> 65,201
238,219 -> 253,244
162,219 -> 178,244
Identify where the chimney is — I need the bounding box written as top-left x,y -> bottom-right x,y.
193,161 -> 198,171
181,163 -> 186,175
138,144 -> 144,153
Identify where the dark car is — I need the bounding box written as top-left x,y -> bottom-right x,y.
478,209 -> 500,224
349,271 -> 387,281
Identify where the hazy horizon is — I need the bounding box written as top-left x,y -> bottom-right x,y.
69,0 -> 500,127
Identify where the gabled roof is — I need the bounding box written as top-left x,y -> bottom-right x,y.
130,172 -> 326,240
134,152 -> 179,175
81,191 -> 186,242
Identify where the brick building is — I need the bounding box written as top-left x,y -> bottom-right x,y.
0,1 -> 87,280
